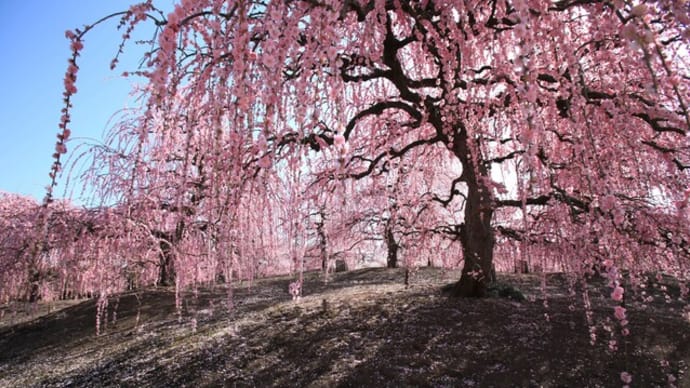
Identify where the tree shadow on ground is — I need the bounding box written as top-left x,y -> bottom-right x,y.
1,268 -> 688,387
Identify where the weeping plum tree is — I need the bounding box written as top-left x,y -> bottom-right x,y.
0,193 -> 46,303
0,193 -> 89,302
50,0 -> 690,300
0,193 -> 154,303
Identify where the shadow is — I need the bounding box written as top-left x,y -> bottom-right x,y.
170,290 -> 688,387
2,268 -> 688,387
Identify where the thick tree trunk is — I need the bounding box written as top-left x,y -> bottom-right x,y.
449,132 -> 496,297
385,224 -> 399,268
451,202 -> 496,297
27,268 -> 42,303
158,242 -> 175,286
155,221 -> 183,287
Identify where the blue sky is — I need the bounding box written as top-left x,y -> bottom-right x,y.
0,1 -> 172,204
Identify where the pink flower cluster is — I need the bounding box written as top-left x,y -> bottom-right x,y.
613,305 -> 630,336
149,4 -> 188,101
62,30 -> 82,100
48,28 -> 84,198
611,285 -> 624,301
614,305 -> 626,321
258,155 -> 273,169
288,280 -> 301,301
602,259 -> 630,335
110,2 -> 154,71
128,2 -> 150,23
333,133 -> 350,157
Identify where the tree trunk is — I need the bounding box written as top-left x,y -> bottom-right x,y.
451,204 -> 496,296
27,243 -> 49,302
27,268 -> 42,303
515,259 -> 529,274
316,216 -> 329,272
449,132 -> 496,297
155,220 -> 184,287
385,223 -> 399,268
158,241 -> 175,286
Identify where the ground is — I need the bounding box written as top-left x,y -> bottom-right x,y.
0,267 -> 689,387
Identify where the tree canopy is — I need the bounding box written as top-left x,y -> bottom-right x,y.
2,1 -> 689,312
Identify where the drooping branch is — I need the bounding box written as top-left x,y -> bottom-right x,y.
634,113 -> 686,136
496,187 -> 590,216
344,100 -> 423,139
432,177 -> 466,208
350,136 -> 442,179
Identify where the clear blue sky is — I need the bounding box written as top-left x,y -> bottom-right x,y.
0,1 -> 172,204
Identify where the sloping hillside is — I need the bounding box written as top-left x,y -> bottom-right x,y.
1,268 -> 688,387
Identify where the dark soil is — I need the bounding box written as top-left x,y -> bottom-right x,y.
0,267 -> 688,387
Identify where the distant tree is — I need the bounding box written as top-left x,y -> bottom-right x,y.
46,0 -> 689,301
0,193 -> 149,302
0,193 -> 43,302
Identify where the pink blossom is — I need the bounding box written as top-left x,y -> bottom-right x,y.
159,27 -> 177,54
600,195 -> 616,212
67,63 -> 79,76
608,339 -> 617,351
288,280 -> 301,300
70,39 -> 84,52
59,114 -> 70,128
129,3 -> 150,22
256,134 -> 268,153
258,155 -> 272,169
614,306 -> 627,321
421,125 -> 436,138
340,141 -> 350,155
56,143 -> 67,154
334,134 -> 345,147
525,85 -> 537,103
620,371 -> 632,384
64,78 -> 77,95
611,286 -> 624,301
167,9 -> 181,27
237,96 -> 249,110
